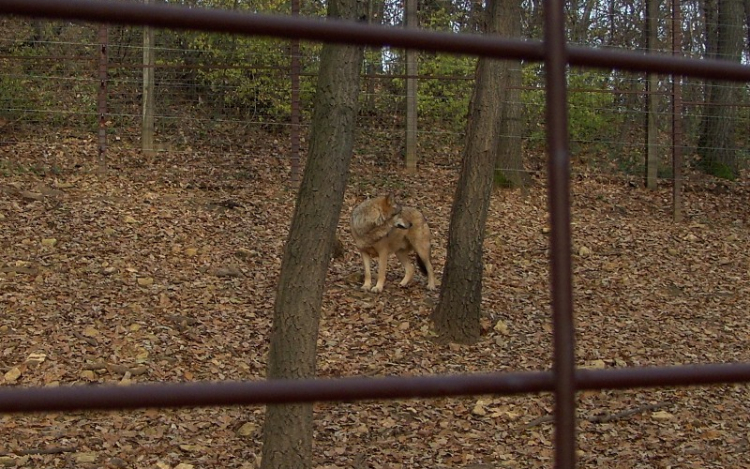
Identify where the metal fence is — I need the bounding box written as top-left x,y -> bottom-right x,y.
3,12 -> 750,180
2,0 -> 750,468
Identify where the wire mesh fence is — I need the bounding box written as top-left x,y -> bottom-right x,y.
2,15 -> 749,181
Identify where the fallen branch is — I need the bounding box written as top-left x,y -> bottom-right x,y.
521,401 -> 672,430
587,401 -> 671,423
0,446 -> 77,456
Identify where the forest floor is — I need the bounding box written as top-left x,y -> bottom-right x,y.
1,132 -> 750,469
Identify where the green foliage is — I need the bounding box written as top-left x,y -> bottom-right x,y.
176,0 -> 324,122
493,170 -> 513,188
701,158 -> 737,181
567,71 -> 615,143
416,54 -> 476,132
421,7 -> 454,31
1,38 -> 97,129
523,67 -> 616,146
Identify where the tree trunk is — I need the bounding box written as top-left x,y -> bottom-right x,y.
431,0 -> 506,344
259,0 -> 365,466
494,0 -> 528,189
698,0 -> 744,179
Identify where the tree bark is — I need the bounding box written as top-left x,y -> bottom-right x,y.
431,0 -> 506,344
494,0 -> 528,189
698,0 -> 744,179
259,0 -> 365,466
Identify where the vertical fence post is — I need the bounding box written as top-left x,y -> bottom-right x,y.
290,0 -> 301,185
97,24 -> 108,168
544,0 -> 576,464
645,0 -> 658,190
142,0 -> 155,157
404,0 -> 417,173
672,0 -> 683,222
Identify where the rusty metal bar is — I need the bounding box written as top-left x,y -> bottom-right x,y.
543,0 -> 575,465
3,0 -> 750,82
0,0 -> 541,61
1,364 -> 750,414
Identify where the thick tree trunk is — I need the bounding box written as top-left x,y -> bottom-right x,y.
431,0 -> 505,344
259,0 -> 365,466
698,0 -> 744,179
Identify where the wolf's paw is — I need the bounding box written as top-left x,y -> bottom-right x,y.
399,280 -> 410,288
426,283 -> 436,291
360,284 -> 371,291
370,285 -> 383,293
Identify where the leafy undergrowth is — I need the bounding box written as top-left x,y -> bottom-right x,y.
1,134 -> 749,468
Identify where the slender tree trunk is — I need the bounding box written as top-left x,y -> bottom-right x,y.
698,0 -> 744,179
259,0 -> 365,466
494,0 -> 528,189
431,0 -> 506,344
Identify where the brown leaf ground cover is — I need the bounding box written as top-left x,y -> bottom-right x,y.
1,134 -> 749,468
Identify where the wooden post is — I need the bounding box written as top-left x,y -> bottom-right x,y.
142,0 -> 156,156
404,0 -> 417,173
290,0 -> 301,185
645,0 -> 658,189
97,25 -> 108,168
672,0 -> 683,221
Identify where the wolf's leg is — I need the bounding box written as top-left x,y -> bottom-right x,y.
361,252 -> 373,291
372,249 -> 388,292
415,245 -> 436,290
396,250 -> 415,287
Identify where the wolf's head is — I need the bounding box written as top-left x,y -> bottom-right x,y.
391,214 -> 411,230
377,193 -> 402,219
379,195 -> 410,230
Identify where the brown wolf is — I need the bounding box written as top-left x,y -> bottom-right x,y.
350,195 -> 436,292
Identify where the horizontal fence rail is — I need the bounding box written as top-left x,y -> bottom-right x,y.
1,363 -> 750,414
3,0 -> 750,81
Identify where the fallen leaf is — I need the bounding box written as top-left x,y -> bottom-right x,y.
494,320 -> 510,335
41,238 -> 57,247
472,400 -> 488,416
137,276 -> 154,286
237,422 -> 256,437
652,410 -> 675,421
25,352 -> 46,365
4,367 -> 22,383
75,452 -> 98,464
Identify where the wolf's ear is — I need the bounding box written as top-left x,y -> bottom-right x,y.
384,193 -> 393,204
395,219 -> 411,230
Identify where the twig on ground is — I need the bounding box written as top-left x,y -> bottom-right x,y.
521,401 -> 672,430
0,446 -> 78,456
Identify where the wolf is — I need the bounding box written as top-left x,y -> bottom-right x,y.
350,194 -> 436,293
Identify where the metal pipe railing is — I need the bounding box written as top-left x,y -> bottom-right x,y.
1,364 -> 750,414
